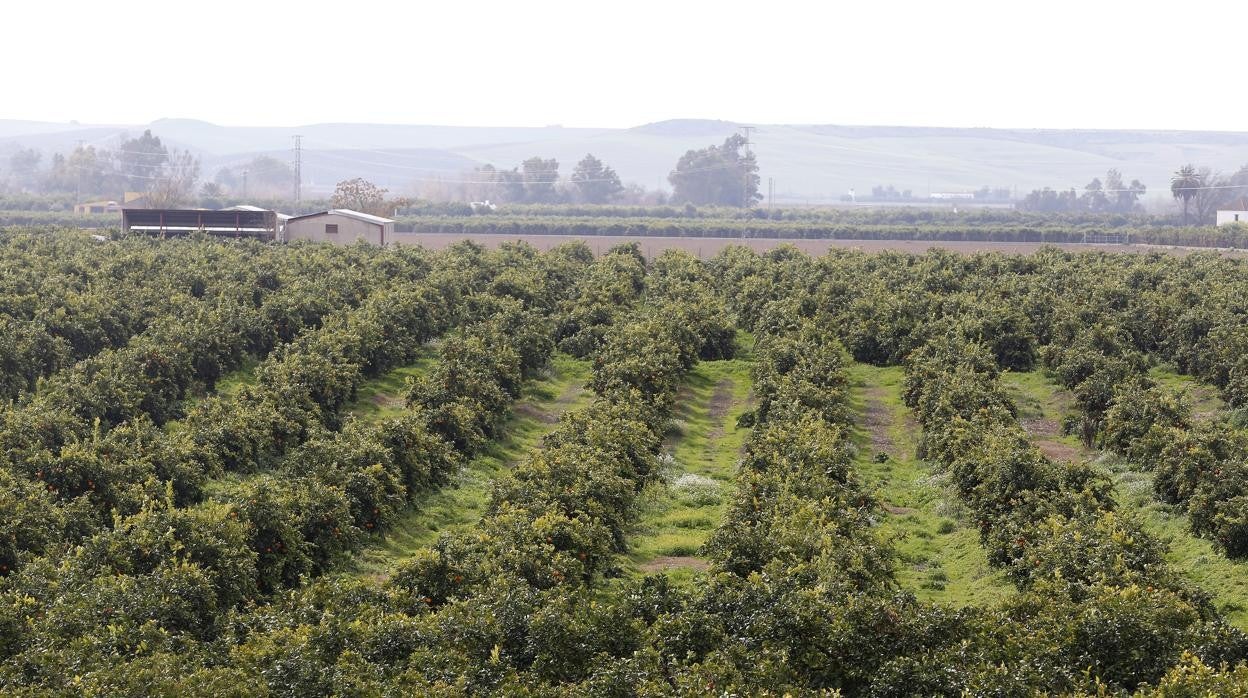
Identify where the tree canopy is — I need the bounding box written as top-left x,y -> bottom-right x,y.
668,133 -> 760,207
570,154 -> 623,204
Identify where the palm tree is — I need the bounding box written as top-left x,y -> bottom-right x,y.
1171,164 -> 1203,225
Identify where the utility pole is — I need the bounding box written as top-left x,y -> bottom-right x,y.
293,134 -> 302,207
768,177 -> 775,209
242,169 -> 248,199
739,126 -> 755,208
74,139 -> 83,203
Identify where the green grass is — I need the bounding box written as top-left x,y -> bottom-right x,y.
1002,369 -> 1072,425
1013,369 -> 1248,629
348,353 -> 592,580
167,358 -> 263,436
1001,369 -> 1091,460
622,333 -> 756,585
348,348 -> 439,424
176,357 -> 260,417
847,363 -> 1015,607
1148,363 -> 1226,419
1107,460 -> 1248,626
214,357 -> 261,397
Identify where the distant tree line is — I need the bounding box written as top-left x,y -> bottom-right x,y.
418,134 -> 765,208
848,184 -> 1012,203
416,154 -> 661,206
1017,169 -> 1148,214
4,130 -> 203,207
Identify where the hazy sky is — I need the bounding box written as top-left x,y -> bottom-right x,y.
6,0 -> 1246,131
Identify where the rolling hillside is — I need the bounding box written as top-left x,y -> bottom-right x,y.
3,117 -> 1247,202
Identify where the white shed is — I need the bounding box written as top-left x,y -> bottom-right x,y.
284,209 -> 396,245
1217,210 -> 1248,227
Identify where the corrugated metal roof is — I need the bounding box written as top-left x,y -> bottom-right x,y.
222,204 -> 292,221
287,209 -> 395,226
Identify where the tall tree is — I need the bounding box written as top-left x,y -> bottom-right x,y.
521,157 -> 560,203
118,130 -> 168,191
146,150 -> 200,208
1171,164 -> 1203,225
668,134 -> 760,207
1081,177 -> 1108,212
571,153 -> 623,204
1190,167 -> 1231,225
472,164 -> 525,204
330,177 -> 407,216
45,145 -> 116,197
1105,168 -> 1146,213
8,148 -> 41,191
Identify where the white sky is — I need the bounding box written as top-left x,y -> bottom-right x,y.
5,0 -> 1246,131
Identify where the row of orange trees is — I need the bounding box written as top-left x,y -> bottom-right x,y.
10,240 -> 1248,692
0,240 -> 664,691
0,234 -> 389,402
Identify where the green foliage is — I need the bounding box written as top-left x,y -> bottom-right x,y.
668,134 -> 761,207
11,240 -> 1248,693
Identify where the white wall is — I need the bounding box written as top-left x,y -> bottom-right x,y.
285,213 -> 392,245
1217,210 -> 1248,227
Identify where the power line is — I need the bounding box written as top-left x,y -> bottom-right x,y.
293,135 -> 302,205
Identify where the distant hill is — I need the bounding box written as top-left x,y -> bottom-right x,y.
2,118 -> 1246,203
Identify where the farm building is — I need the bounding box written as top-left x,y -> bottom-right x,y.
74,200 -> 122,214
122,208 -> 280,240
284,209 -> 395,245
1219,210 -> 1248,227
223,205 -> 292,235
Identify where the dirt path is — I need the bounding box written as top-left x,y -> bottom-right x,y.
639,556 -> 711,573
1019,415 -> 1088,462
863,386 -> 896,457
630,351 -> 754,582
849,362 -> 1015,607
706,378 -> 734,439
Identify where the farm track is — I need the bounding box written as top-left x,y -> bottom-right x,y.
624,336 -> 755,584
847,362 -> 1014,607
348,353 -> 592,580
1003,370 -> 1248,628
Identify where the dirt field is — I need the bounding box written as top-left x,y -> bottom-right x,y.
390,232 -> 1248,258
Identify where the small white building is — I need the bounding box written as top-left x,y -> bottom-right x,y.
1217,210 -> 1248,227
283,209 -> 396,245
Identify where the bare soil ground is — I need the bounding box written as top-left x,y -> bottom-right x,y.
863,387 -> 895,456
511,403 -> 556,424
1020,416 -> 1061,439
882,503 -> 917,515
707,378 -> 734,439
1034,440 -> 1085,462
638,556 -> 711,573
370,394 -> 404,410
391,233 -> 1248,259
1020,415 -> 1088,462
